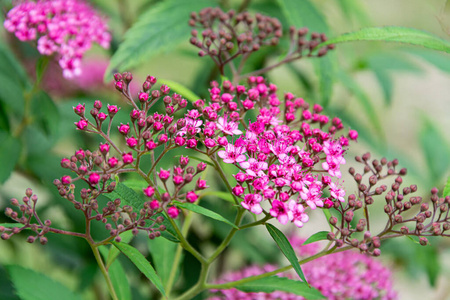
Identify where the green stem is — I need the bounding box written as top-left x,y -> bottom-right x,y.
90,243 -> 119,300
164,210 -> 196,298
209,155 -> 239,205
167,217 -> 206,263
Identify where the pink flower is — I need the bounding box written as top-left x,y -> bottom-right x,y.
218,143 -> 247,164
186,191 -> 198,203
217,115 -> 242,135
329,182 -> 345,202
300,181 -> 324,210
118,123 -> 130,135
288,200 -> 309,228
126,137 -> 138,148
108,157 -> 118,168
270,200 -> 292,224
159,169 -> 171,181
99,143 -> 110,154
240,158 -> 268,177
4,0 -> 111,78
241,194 -> 263,214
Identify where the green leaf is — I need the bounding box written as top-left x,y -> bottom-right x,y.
419,118 -> 450,183
105,0 -> 215,80
148,234 -> 180,286
303,231 -> 329,245
236,276 -> 325,299
0,43 -> 30,88
109,259 -> 132,300
316,55 -> 334,107
0,131 -> 21,183
320,26 -> 450,54
31,91 -> 60,139
6,265 -> 82,300
104,182 -> 145,211
35,56 -> 50,85
174,201 -> 238,229
112,242 -> 166,297
444,177 -> 450,197
158,79 -> 202,103
106,231 -> 135,269
0,223 -> 31,229
0,72 -> 25,115
265,223 -> 308,284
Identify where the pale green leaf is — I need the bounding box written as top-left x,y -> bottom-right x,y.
303,231 -> 329,245
236,276 -> 324,299
174,201 -> 238,229
158,79 -> 202,103
320,27 -> 450,53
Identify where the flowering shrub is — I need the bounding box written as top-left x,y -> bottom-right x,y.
1,1 -> 450,300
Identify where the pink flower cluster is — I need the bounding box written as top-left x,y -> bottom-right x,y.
209,238 -> 397,300
176,77 -> 356,227
4,0 -> 111,78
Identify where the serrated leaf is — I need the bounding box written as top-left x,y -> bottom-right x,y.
148,234 -> 180,286
6,265 -> 82,300
303,231 -> 329,245
0,223 -> 31,229
112,242 -> 166,297
443,177 -> 450,197
265,224 -> 308,284
109,259 -> 132,300
174,201 -> 238,229
320,26 -> 450,53
104,182 -> 145,211
105,0 -> 215,80
158,79 -> 202,103
0,131 -> 21,183
236,276 -> 325,299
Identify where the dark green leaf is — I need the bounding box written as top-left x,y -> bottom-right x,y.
0,72 -> 25,115
105,0 -> 215,80
419,118 -> 450,183
443,177 -> 450,197
0,43 -> 30,88
104,182 -> 145,211
154,211 -> 180,243
0,131 -> 21,183
109,259 -> 132,300
320,27 -> 450,53
148,234 -> 180,286
158,79 -> 201,103
31,91 -> 59,139
303,231 -> 329,245
112,242 -> 166,296
315,55 -> 334,107
6,265 -> 82,300
265,223 -> 308,284
174,201 -> 238,229
0,102 -> 10,132
236,276 -> 324,299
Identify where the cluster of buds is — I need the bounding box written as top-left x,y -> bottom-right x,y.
326,152 -> 450,255
189,7 -> 333,75
1,189 -> 50,245
142,156 -> 208,219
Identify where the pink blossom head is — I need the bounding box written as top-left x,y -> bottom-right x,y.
186,191 -> 198,203
75,119 -> 88,130
143,186 -> 155,198
167,207 -> 179,218
89,172 -> 100,185
4,0 -> 111,78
